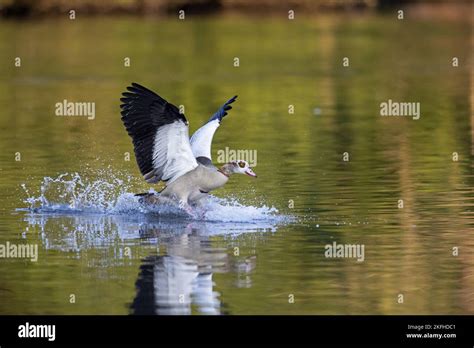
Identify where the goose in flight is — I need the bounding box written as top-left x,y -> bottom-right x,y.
120,83 -> 256,208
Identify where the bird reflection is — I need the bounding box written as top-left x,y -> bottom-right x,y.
131,221 -> 229,315
24,213 -> 275,315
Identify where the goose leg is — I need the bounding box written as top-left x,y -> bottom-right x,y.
191,197 -> 208,219
178,200 -> 195,217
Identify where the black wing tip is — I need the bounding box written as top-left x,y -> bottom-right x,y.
209,95 -> 238,122
130,82 -> 148,90
121,82 -> 171,112
120,82 -> 188,125
123,82 -> 162,99
126,82 -> 144,94
224,95 -> 238,107
122,82 -> 142,98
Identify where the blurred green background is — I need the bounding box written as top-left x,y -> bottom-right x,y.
0,1 -> 472,314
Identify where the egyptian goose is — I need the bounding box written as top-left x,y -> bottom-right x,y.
120,83 -> 256,208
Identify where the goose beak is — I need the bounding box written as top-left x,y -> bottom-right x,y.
245,169 -> 257,178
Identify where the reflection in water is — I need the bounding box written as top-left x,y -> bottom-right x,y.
132,228 -> 225,315
24,213 -> 274,315
0,11 -> 472,315
132,222 -> 227,315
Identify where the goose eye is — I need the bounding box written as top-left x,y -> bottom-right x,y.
238,161 -> 245,168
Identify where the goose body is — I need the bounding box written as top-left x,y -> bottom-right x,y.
160,164 -> 229,203
120,83 -> 256,208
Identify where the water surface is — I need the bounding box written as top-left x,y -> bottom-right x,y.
0,14 -> 472,314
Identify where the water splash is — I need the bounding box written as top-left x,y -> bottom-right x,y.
21,171 -> 133,213
20,172 -> 286,224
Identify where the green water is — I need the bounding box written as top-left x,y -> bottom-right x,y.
0,14 -> 472,314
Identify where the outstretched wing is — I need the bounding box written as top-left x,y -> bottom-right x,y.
190,95 -> 238,165
120,83 -> 198,184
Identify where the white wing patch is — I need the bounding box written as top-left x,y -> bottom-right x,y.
190,119 -> 220,161
151,121 -> 198,184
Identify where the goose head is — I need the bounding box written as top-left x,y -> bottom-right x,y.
233,160 -> 257,177
221,160 -> 257,178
